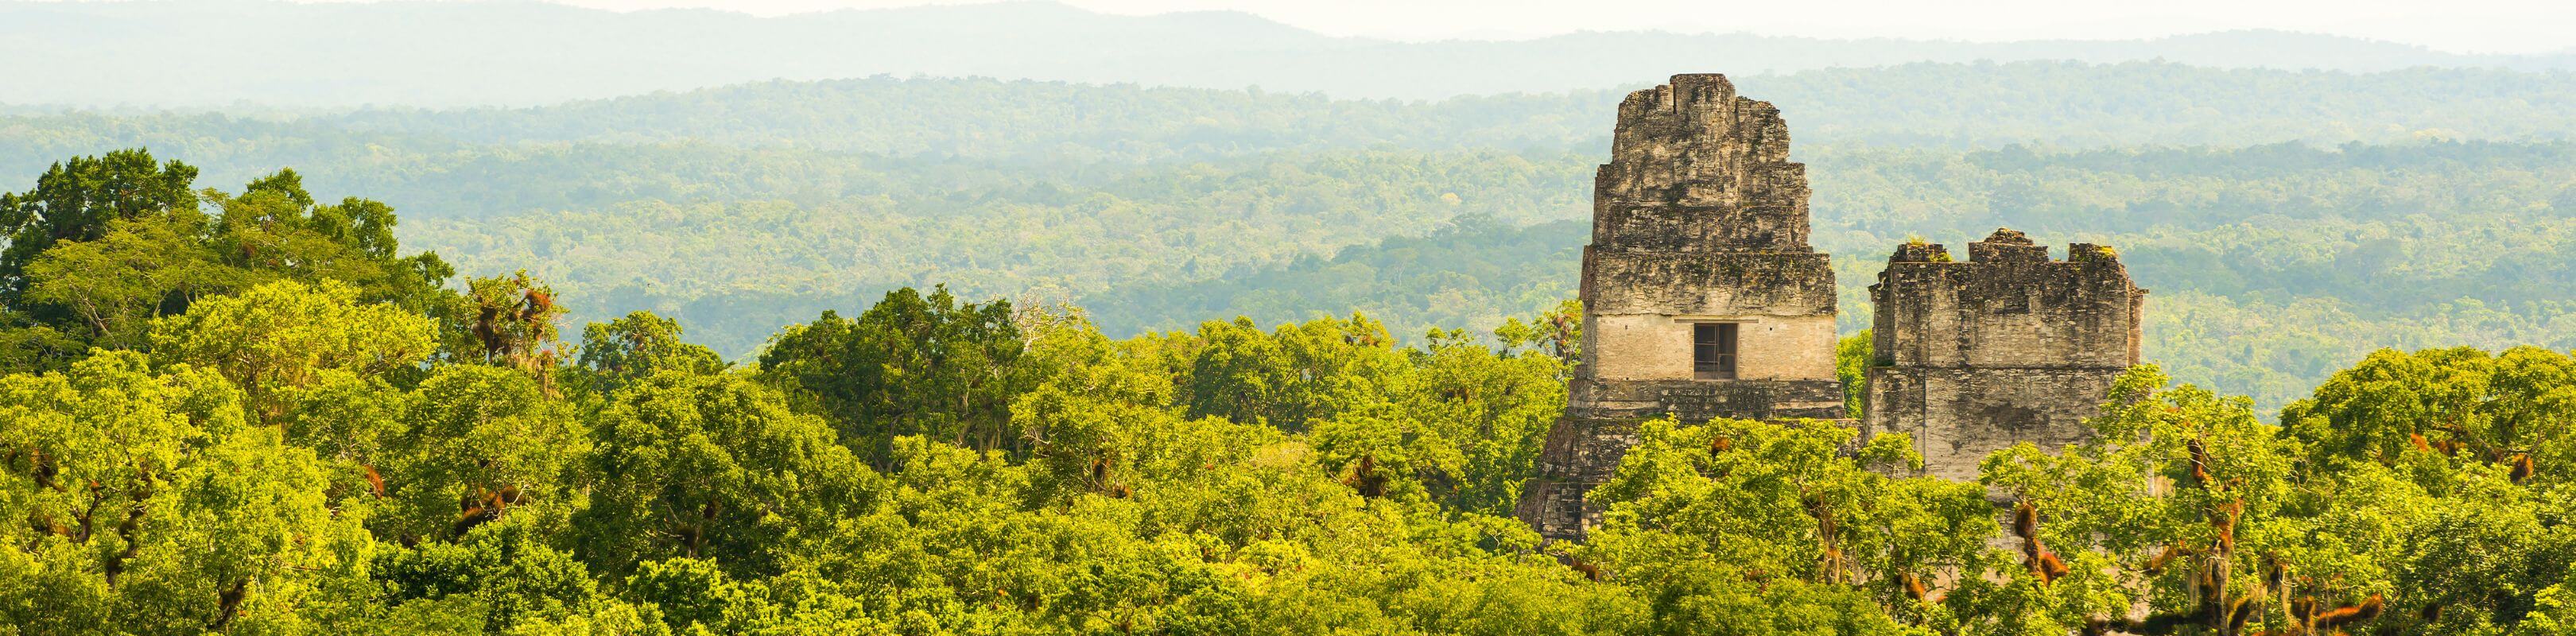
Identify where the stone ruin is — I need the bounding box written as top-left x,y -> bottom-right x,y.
1513,74 -> 1845,540
1517,74 -> 2147,541
1868,231 -> 2147,481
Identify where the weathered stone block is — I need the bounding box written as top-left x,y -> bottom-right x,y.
1581,249 -> 1836,316
1867,366 -> 2120,480
1586,313 -> 1835,381
1519,76 -> 2153,544
1864,228 -> 2148,482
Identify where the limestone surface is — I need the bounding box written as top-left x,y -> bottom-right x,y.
1866,231 -> 2148,481
1519,75 -> 1842,541
1518,75 -> 2148,541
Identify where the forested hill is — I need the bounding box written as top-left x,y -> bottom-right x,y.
19,62 -> 2576,176
13,64 -> 2576,412
17,62 -> 2576,206
6,0 -> 2576,106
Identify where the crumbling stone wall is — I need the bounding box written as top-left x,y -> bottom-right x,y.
1864,230 -> 2147,481
1519,73 -> 2153,542
1519,75 -> 1844,541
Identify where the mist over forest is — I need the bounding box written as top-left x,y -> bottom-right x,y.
14,57 -> 2576,411
6,2 -> 2576,634
9,0 -> 2576,106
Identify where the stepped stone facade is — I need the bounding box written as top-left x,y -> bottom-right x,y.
1517,74 -> 2147,541
1516,74 -> 1845,541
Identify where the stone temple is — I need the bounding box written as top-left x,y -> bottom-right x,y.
1868,231 -> 2147,482
1517,74 -> 2147,541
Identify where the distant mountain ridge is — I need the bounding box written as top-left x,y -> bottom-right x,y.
22,63 -> 2576,211
5,0 -> 2574,107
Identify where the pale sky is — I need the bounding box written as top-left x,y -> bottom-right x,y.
473,0 -> 2576,54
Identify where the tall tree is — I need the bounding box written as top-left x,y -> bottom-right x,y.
1176,313 -> 1403,432
575,310 -> 726,396
204,169 -> 456,315
0,154 -> 457,374
578,370 -> 873,578
758,286 -> 1028,463
0,149 -> 201,301
147,280 -> 438,424
0,352 -> 366,634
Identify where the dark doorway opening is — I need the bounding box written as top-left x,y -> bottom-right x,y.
1693,323 -> 1738,380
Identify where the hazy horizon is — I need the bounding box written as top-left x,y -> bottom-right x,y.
47,0 -> 2570,54
12,0 -> 2576,109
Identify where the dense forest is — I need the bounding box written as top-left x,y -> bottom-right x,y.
7,149 -> 2576,635
11,3 -> 2576,632
14,64 -> 2576,410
